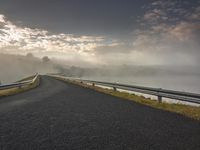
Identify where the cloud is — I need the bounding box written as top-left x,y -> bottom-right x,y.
94,41 -> 132,54
143,9 -> 167,23
92,0 -> 200,66
141,0 -> 200,23
0,0 -> 199,67
0,14 -> 106,57
0,14 -> 5,23
118,0 -> 199,66
167,22 -> 200,41
190,6 -> 200,20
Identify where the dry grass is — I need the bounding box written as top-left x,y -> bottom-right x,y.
56,77 -> 200,121
0,76 -> 40,97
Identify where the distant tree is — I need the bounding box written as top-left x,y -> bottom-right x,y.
42,56 -> 50,63
26,53 -> 34,58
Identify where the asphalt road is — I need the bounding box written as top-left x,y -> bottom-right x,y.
0,76 -> 199,150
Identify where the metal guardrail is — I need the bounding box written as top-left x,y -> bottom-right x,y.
54,75 -> 200,104
0,73 -> 39,90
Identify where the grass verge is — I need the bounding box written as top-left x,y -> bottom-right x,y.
56,77 -> 200,121
0,76 -> 40,97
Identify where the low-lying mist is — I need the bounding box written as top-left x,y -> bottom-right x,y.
1,53 -> 200,93
0,53 -> 59,83
55,62 -> 200,93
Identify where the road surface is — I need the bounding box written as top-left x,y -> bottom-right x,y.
0,76 -> 199,150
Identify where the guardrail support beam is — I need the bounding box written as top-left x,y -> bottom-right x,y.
53,75 -> 200,104
158,95 -> 162,103
0,73 -> 39,91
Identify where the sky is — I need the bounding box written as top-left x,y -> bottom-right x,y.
0,0 -> 200,66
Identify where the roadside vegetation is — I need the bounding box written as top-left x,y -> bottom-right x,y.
0,75 -> 40,97
55,77 -> 200,121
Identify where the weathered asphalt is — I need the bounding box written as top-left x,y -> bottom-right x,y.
0,76 -> 199,150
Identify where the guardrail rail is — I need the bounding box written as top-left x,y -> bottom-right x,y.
53,75 -> 200,104
0,73 -> 39,90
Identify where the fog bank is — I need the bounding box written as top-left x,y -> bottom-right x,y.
0,53 -> 58,83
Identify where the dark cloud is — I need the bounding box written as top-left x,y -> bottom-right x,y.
0,0 -> 149,36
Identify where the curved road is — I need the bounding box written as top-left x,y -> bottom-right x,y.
0,76 -> 199,150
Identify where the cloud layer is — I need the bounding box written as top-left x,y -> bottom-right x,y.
0,14 -> 106,64
0,0 -> 200,66
91,0 -> 200,66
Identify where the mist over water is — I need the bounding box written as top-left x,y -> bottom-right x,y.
60,65 -> 200,93
0,53 -> 199,94
83,75 -> 200,93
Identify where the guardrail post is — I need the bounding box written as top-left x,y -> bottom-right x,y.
113,87 -> 117,91
158,95 -> 162,103
92,83 -> 95,86
18,85 -> 22,89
